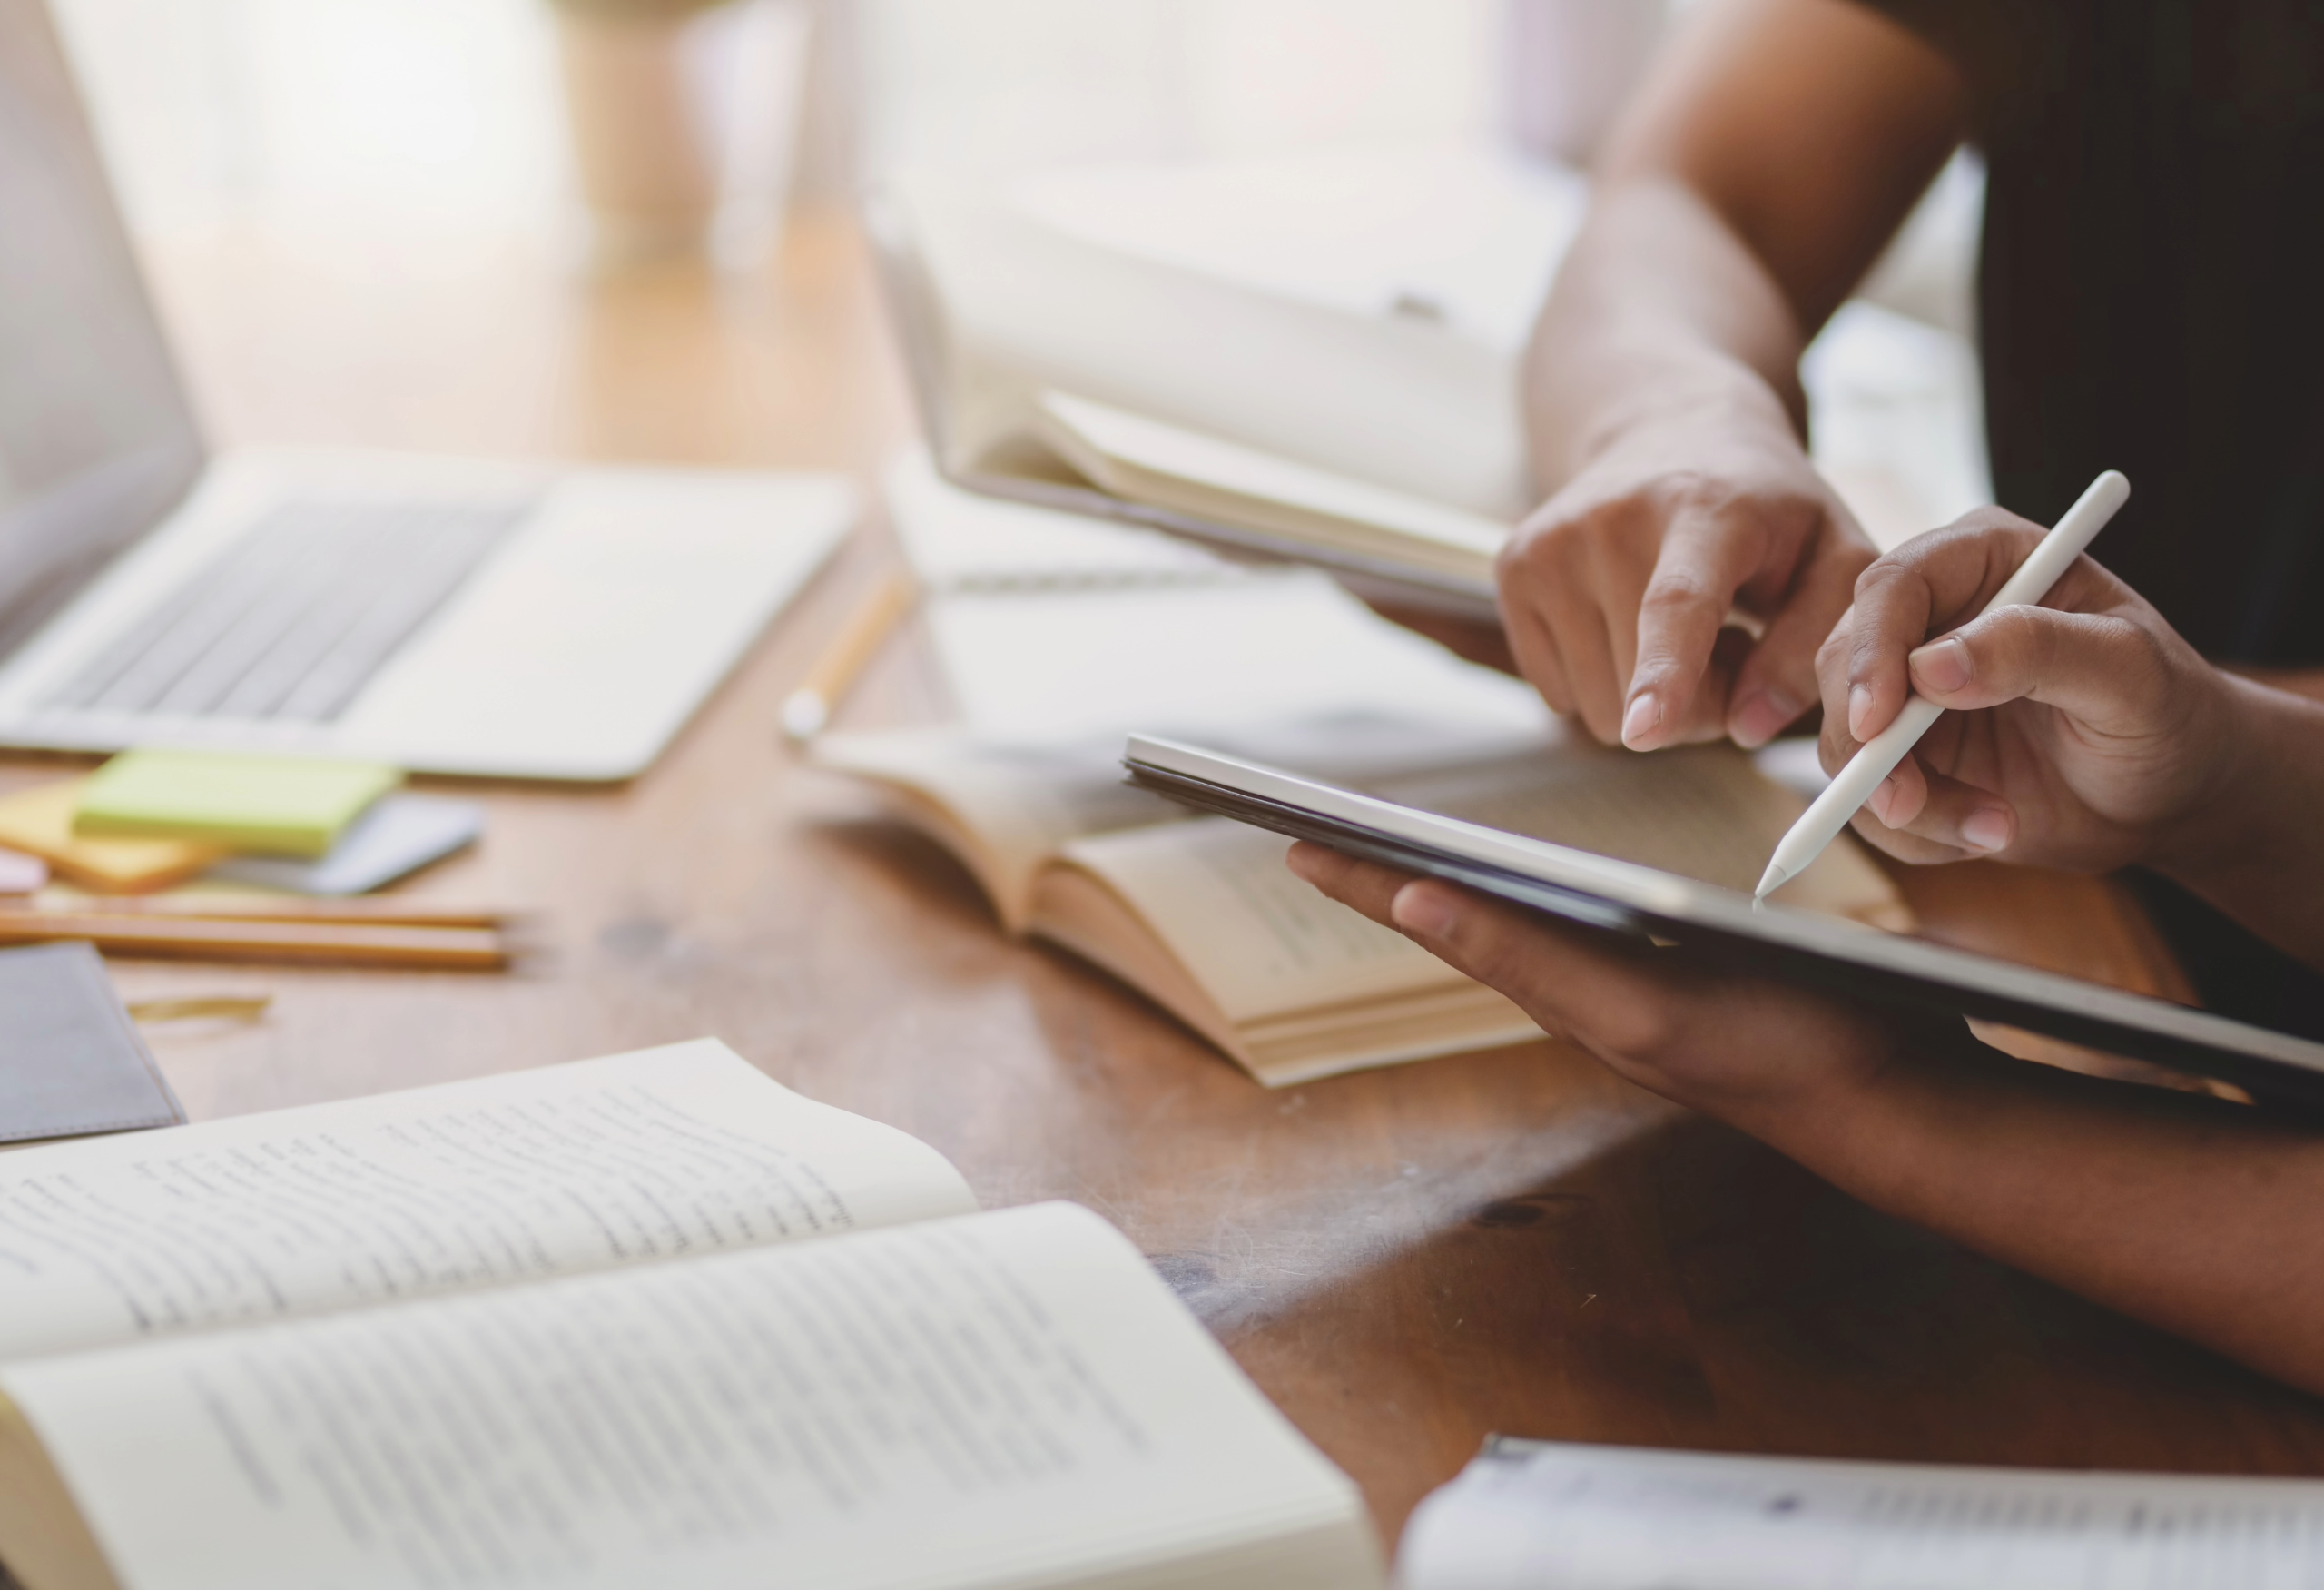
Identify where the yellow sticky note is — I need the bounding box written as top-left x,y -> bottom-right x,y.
73,750 -> 403,860
0,778 -> 224,893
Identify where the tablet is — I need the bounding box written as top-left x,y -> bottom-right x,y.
1122,734 -> 2324,1106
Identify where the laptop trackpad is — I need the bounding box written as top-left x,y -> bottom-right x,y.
338,469 -> 854,780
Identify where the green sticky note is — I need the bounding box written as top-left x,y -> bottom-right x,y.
72,750 -> 404,859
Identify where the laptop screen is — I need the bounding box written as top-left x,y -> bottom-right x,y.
0,0 -> 204,659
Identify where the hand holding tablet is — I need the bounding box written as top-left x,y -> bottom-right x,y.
1119,733 -> 2324,1104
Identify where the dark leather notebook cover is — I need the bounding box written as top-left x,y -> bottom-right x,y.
0,941 -> 184,1144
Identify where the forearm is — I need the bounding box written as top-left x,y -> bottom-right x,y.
1293,842 -> 2324,1385
1522,0 -> 1965,498
1742,1042 -> 2324,1392
1522,178 -> 1810,494
2152,676 -> 2324,972
2225,663 -> 2324,706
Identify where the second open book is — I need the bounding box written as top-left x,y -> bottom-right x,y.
0,1042 -> 1380,1590
812,724 -> 1911,1086
867,157 -> 1585,610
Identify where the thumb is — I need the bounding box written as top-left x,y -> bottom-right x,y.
1906,605 -> 2173,736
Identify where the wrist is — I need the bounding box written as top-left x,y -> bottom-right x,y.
1531,331 -> 1804,493
1702,1013 -> 1945,1165
1563,366 -> 1800,482
1727,1025 -> 2005,1208
2149,674 -> 2310,893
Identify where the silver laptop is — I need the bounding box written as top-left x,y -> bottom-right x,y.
0,0 -> 854,781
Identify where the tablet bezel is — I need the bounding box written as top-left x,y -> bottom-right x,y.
1122,734 -> 2324,1106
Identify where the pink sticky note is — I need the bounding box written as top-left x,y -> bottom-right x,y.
0,846 -> 49,894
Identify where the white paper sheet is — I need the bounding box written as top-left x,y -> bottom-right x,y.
1402,1437 -> 2324,1590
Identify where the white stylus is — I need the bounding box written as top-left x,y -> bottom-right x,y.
1753,469 -> 2132,903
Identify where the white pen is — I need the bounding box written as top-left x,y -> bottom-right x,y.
1753,469 -> 2132,904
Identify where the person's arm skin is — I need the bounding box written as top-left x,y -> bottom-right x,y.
1823,513 -> 2324,970
1294,518 -> 2324,1387
1472,0 -> 1965,749
2228,664 -> 2324,709
1287,844 -> 2324,1394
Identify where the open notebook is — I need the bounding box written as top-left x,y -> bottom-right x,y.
0,1042 -> 1382,1590
864,153 -> 1587,615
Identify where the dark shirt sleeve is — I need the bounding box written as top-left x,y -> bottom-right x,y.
1839,0 -> 2054,143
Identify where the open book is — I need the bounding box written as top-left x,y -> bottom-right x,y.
812,727 -> 1910,1086
864,154 -> 1586,614
0,1042 -> 1382,1590
1400,1437 -> 2324,1588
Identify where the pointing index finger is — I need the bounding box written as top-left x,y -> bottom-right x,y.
1623,508 -> 1767,750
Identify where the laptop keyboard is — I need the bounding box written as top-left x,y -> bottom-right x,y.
44,498 -> 530,723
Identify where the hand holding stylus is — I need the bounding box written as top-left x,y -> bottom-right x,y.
1758,474 -> 2132,896
1786,479 -> 2246,884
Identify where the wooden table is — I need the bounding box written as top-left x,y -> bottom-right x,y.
14,211 -> 2324,1555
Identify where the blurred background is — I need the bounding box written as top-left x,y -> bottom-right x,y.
43,0 -> 1985,524
55,0 -> 1649,242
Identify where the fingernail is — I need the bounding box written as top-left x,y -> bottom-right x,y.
1620,692 -> 1660,748
1391,882 -> 1460,939
1847,685 -> 1876,740
1285,844 -> 1322,883
1728,686 -> 1803,749
1961,805 -> 2012,853
1911,637 -> 1972,694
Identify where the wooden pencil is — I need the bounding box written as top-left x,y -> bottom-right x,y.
780,566 -> 917,743
1,894 -> 508,930
0,914 -> 511,970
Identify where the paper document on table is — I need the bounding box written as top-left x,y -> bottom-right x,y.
925,577 -> 1544,745
888,449 -> 1546,744
6,1203 -> 1381,1590
1400,1437 -> 2324,1590
0,1042 -> 974,1366
886,448 -> 1232,591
